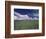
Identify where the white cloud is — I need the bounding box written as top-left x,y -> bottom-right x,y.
14,12 -> 38,20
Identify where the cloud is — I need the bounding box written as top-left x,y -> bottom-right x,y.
14,12 -> 38,20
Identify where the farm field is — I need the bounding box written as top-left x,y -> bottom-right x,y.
14,20 -> 39,30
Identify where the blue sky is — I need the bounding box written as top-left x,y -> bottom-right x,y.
14,9 -> 39,17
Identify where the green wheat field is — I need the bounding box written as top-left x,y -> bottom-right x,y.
14,20 -> 39,30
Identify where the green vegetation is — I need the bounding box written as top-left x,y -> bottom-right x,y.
14,20 -> 39,30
